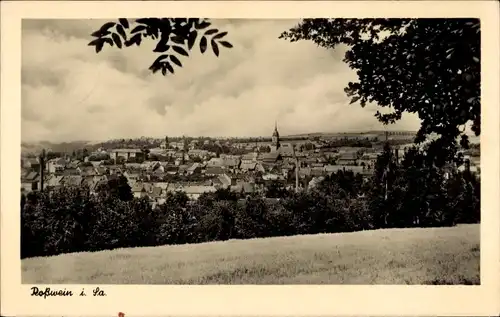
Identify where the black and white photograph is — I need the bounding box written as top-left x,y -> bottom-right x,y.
18,15 -> 484,285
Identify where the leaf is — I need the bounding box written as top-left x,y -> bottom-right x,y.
349,96 -> 361,104
170,55 -> 182,68
153,54 -> 170,65
188,31 -> 197,50
149,62 -> 161,74
91,30 -> 110,37
211,40 -> 219,57
171,36 -> 185,45
131,25 -> 147,34
100,22 -> 116,33
112,33 -> 122,49
204,29 -> 218,36
131,33 -> 142,46
116,24 -> 127,40
219,41 -> 233,48
161,64 -> 167,76
165,62 -> 174,74
95,41 -> 104,53
119,18 -> 129,29
103,38 -> 114,47
472,56 -> 479,63
172,45 -> 189,57
88,39 -> 101,47
196,21 -> 211,29
135,18 -> 151,25
153,38 -> 170,53
200,36 -> 207,54
213,32 -> 228,40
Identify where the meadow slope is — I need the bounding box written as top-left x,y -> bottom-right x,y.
22,224 -> 479,284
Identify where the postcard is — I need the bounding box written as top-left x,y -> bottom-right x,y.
1,1 -> 499,316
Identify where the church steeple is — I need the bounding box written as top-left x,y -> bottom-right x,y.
272,120 -> 280,149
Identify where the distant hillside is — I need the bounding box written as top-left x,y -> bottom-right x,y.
21,140 -> 94,156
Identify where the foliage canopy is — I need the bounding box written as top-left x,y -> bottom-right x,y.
88,18 -> 233,76
280,18 -> 480,164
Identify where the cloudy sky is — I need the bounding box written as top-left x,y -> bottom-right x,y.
21,19 -> 421,143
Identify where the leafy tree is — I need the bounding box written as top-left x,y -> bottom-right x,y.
264,180 -> 290,198
89,18 -> 233,76
368,143 -> 402,227
280,18 -> 480,165
234,195 -> 270,239
97,175 -> 133,201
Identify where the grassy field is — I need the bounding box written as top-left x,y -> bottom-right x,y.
22,224 -> 479,284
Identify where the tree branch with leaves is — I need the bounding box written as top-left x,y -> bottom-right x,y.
88,18 -> 233,76
280,18 -> 480,165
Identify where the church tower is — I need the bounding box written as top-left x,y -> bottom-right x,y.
272,120 -> 280,150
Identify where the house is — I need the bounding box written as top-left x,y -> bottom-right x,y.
260,152 -> 281,163
337,152 -> 358,166
216,173 -> 232,189
342,166 -> 365,175
22,158 -> 40,170
177,164 -> 190,175
221,158 -> 240,170
230,182 -> 255,195
109,149 -> 143,161
277,143 -> 295,157
149,186 -> 165,206
240,162 -> 257,172
78,166 -> 97,177
95,166 -> 107,175
44,174 -> 63,190
298,167 -> 311,179
310,167 -> 325,177
123,171 -> 141,183
180,185 -> 217,200
46,158 -> 66,174
131,182 -> 154,199
241,152 -> 258,164
205,166 -> 225,176
67,160 -> 81,169
188,149 -> 209,159
90,161 -> 103,168
262,173 -> 284,181
62,168 -> 80,176
186,162 -> 202,175
310,163 -> 325,168
324,165 -> 345,175
21,171 -> 40,192
206,157 -> 224,167
125,163 -> 143,170
60,175 -> 83,187
107,165 -> 123,175
164,165 -> 179,175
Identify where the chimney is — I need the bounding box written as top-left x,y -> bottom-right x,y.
181,136 -> 186,165
293,145 -> 299,192
39,149 -> 46,191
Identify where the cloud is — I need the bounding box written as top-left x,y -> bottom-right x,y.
21,19 -> 421,143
